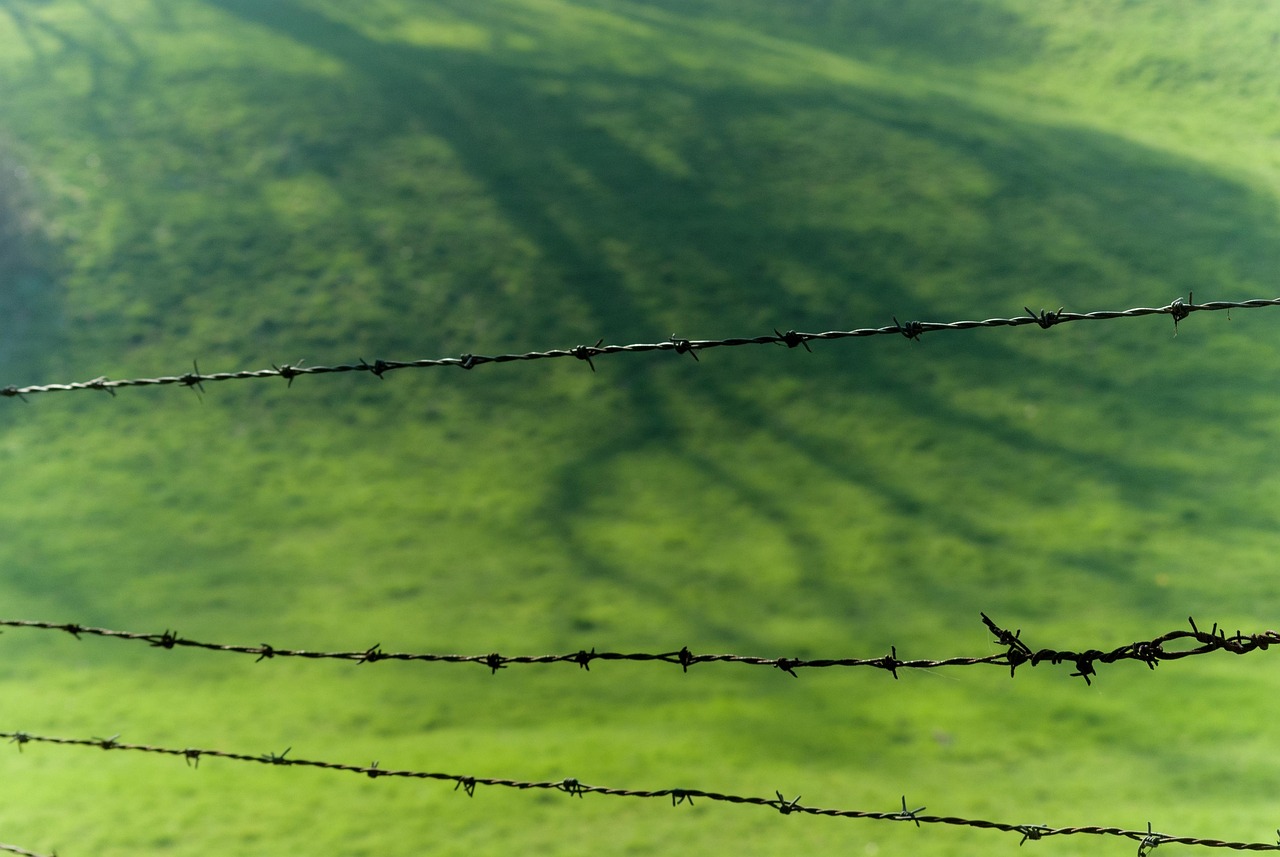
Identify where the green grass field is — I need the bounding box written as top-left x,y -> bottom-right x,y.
1,1 -> 1280,855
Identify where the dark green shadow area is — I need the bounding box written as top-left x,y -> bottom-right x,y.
7,0 -> 1278,640
588,0 -> 1046,69
192,0 -> 1280,639
0,149 -> 64,403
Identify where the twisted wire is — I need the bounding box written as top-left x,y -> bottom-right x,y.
3,615 -> 1274,683
2,294 -> 1273,399
0,844 -> 54,857
1,730 -> 1276,854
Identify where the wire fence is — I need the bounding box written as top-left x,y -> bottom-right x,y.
2,730 -> 1276,855
6,294 -> 1280,856
2,615 -> 1273,684
3,294 -> 1277,400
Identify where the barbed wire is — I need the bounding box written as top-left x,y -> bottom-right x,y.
1,729 -> 1275,855
3,615 -> 1273,684
0,843 -> 54,857
3,293 -> 1275,400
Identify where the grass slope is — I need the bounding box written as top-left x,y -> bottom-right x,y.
0,1 -> 1279,855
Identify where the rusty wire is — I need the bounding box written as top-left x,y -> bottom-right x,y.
2,294 -> 1274,400
1,729 -> 1276,854
2,615 -> 1274,684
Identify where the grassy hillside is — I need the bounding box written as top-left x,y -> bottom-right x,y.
1,1 -> 1279,855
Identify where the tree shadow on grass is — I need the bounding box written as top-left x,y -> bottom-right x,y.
0,148 -> 64,403
609,0 -> 1046,70
197,0 -> 1280,641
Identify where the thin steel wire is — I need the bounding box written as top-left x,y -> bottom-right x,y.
2,294 -> 1273,399
1,730 -> 1276,854
2,615 -> 1274,684
0,844 -> 53,857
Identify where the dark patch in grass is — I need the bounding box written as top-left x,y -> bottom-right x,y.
11,0 -> 1280,633
603,0 -> 1046,70
168,0 -> 1280,642
0,147 -> 64,394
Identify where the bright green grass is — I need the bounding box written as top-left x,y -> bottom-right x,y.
1,1 -> 1280,855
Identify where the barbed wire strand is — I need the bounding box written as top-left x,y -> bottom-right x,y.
2,615 -> 1273,684
1,730 -> 1276,855
3,294 -> 1274,400
0,843 -> 54,857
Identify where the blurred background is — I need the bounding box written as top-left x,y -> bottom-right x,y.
1,1 -> 1279,855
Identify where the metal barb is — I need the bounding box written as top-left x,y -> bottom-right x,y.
1016,824 -> 1050,845
896,795 -> 926,827
894,317 -> 924,341
272,361 -> 304,387
981,612 -> 1032,676
151,630 -> 178,649
87,376 -> 115,396
882,646 -> 902,679
1169,294 -> 1193,334
774,791 -> 802,815
1070,657 -> 1096,686
1138,822 -> 1164,857
774,328 -> 812,351
264,747 -> 291,765
669,335 -> 699,361
359,357 -> 389,379
677,646 -> 695,672
570,339 -> 604,371
180,360 -> 205,397
1025,306 -> 1064,329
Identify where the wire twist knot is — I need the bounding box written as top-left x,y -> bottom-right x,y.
774,329 -> 812,351
774,791 -> 802,815
570,340 -> 604,371
1025,306 -> 1065,329
894,317 -> 924,340
669,336 -> 700,361
895,796 -> 926,826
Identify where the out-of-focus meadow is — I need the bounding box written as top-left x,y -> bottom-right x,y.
1,2 -> 1279,855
